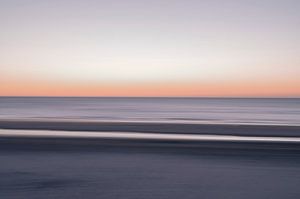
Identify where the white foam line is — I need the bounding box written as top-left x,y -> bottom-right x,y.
1,129 -> 300,143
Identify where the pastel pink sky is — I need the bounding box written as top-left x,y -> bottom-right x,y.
0,0 -> 299,97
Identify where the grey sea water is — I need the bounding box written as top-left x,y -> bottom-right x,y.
0,97 -> 299,126
1,97 -> 300,199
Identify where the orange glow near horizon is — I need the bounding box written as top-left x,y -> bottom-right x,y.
1,0 -> 299,97
1,76 -> 299,97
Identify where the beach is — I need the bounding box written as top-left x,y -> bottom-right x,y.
1,0 -> 300,197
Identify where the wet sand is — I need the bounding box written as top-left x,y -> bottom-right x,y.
0,132 -> 300,199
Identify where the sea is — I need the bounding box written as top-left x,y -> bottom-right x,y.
0,97 -> 299,126
1,97 -> 300,199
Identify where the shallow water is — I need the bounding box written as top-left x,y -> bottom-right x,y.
0,144 -> 300,199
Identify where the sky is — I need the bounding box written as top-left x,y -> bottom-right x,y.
0,0 -> 299,97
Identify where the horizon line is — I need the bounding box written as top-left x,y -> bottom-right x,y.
1,95 -> 299,99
